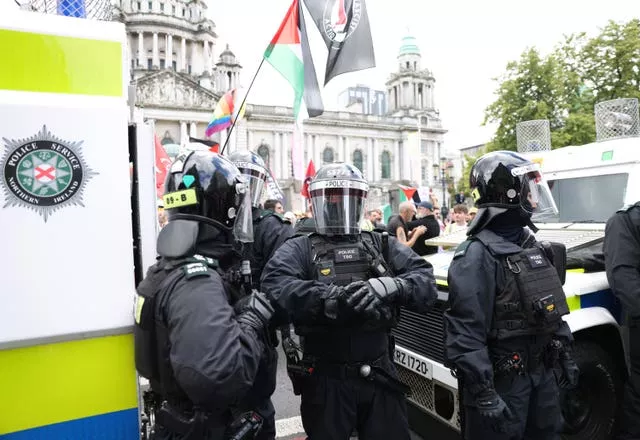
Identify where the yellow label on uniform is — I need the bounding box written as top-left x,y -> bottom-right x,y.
546,304 -> 555,312
134,295 -> 145,324
320,268 -> 331,276
163,189 -> 198,209
471,188 -> 481,202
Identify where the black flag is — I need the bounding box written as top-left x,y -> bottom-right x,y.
303,0 -> 376,85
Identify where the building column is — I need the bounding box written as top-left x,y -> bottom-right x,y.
180,121 -> 188,144
402,138 -> 411,178
248,131 -> 254,151
191,40 -> 198,75
273,132 -> 281,178
180,38 -> 187,71
313,135 -> 321,166
344,137 -> 350,163
393,140 -> 400,180
137,32 -> 144,67
366,138 -> 374,181
166,34 -> 173,69
152,33 -> 159,68
202,41 -> 208,74
304,134 -> 311,164
281,132 -> 289,179
372,138 -> 379,181
189,122 -> 197,138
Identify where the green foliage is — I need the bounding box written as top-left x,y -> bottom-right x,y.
484,19 -> 640,151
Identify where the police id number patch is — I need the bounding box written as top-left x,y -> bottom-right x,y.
182,262 -> 210,279
163,188 -> 197,209
526,251 -> 548,268
334,247 -> 360,262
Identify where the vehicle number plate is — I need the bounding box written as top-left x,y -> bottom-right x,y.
394,347 -> 433,379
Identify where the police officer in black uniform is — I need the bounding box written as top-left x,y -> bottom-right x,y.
604,201 -> 640,440
134,150 -> 274,440
261,163 -> 438,440
444,151 -> 580,440
228,150 -> 294,440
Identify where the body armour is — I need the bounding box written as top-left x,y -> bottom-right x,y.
134,255 -> 220,400
299,231 -> 397,333
476,234 -> 570,339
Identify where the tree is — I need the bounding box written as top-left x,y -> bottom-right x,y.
483,19 -> 640,151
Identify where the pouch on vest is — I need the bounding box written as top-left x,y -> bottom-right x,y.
506,247 -> 570,329
134,264 -> 182,382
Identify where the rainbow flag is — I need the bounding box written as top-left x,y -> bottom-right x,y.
205,88 -> 246,137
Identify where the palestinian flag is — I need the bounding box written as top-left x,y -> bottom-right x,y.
264,0 -> 324,119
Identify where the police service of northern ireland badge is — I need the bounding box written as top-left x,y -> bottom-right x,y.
0,125 -> 98,222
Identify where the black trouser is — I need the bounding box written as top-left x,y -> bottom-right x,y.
299,334 -> 410,440
463,363 -> 561,440
239,344 -> 278,440
617,319 -> 640,440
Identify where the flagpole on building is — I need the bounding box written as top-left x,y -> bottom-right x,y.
220,57 -> 266,155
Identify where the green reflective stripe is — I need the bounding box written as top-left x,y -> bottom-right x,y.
436,279 -> 448,287
566,295 -> 581,312
0,29 -> 122,96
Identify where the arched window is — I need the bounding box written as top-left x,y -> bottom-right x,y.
323,147 -> 334,164
353,149 -> 363,172
381,151 -> 391,179
161,131 -> 174,145
257,143 -> 270,168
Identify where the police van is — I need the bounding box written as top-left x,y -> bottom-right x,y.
392,117 -> 640,439
0,8 -> 159,439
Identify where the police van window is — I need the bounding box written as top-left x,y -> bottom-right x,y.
546,173 -> 628,223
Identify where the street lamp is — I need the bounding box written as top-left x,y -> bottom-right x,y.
432,156 -> 454,208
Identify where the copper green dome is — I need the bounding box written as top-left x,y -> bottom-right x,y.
399,34 -> 420,56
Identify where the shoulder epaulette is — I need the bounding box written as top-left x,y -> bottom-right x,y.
182,261 -> 210,279
453,239 -> 473,259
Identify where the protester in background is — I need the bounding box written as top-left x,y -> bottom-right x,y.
387,201 -> 426,248
407,201 -> 440,256
444,204 -> 469,234
264,199 -> 284,214
284,211 -> 297,227
468,207 -> 478,223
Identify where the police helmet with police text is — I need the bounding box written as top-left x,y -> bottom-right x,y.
163,150 -> 253,243
228,150 -> 268,208
309,163 -> 369,236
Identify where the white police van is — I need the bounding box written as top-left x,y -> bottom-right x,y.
393,121 -> 640,439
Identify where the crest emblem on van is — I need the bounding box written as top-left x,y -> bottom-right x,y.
0,125 -> 98,222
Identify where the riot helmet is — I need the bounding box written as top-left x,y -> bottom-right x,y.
228,150 -> 268,208
309,163 -> 368,236
163,150 -> 253,243
468,151 -> 557,233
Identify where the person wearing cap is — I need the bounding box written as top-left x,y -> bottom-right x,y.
407,201 -> 440,256
467,206 -> 478,223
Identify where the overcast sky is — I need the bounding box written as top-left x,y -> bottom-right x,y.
208,0 -> 636,151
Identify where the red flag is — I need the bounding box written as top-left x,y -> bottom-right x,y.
300,160 -> 316,198
155,135 -> 172,198
398,184 -> 417,201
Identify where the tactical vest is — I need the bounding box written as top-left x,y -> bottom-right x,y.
299,231 -> 396,333
134,255 -> 223,402
488,241 -> 570,339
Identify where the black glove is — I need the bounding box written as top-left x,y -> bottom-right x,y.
237,290 -> 274,333
344,277 -> 407,319
557,350 -> 580,389
473,388 -> 513,432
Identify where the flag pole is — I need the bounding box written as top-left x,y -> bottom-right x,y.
220,57 -> 267,155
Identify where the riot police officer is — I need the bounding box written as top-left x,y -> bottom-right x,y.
444,151 -> 580,439
604,201 -> 640,439
228,150 -> 294,440
134,150 -> 274,439
261,163 -> 438,440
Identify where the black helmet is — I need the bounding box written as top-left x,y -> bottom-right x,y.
227,150 -> 268,208
163,150 -> 253,243
468,151 -> 557,233
309,163 -> 368,236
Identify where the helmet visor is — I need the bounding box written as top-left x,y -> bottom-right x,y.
234,161 -> 267,207
233,178 -> 254,243
520,171 -> 558,220
310,180 -> 368,235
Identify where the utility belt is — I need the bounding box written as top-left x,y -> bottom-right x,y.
284,347 -> 410,397
155,401 -> 263,440
492,340 -> 566,377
